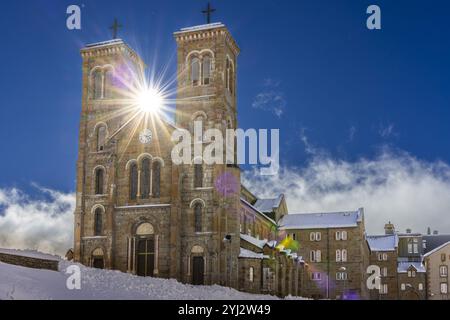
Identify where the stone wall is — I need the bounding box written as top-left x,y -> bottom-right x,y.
0,253 -> 59,271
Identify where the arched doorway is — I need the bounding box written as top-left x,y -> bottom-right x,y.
136,223 -> 155,277
191,245 -> 205,285
92,248 -> 104,269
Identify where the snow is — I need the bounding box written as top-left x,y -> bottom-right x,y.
366,234 -> 398,251
279,209 -> 363,230
240,234 -> 267,249
85,39 -> 124,49
0,248 -> 62,261
397,262 -> 426,273
254,195 -> 283,213
0,260 -> 300,300
239,248 -> 269,260
175,23 -> 225,34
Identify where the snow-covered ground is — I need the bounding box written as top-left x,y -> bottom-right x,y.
0,250 -> 303,300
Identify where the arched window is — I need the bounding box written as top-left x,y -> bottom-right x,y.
194,164 -> 203,188
191,57 -> 200,86
97,125 -> 107,151
342,249 -> 347,262
103,69 -> 114,99
202,55 -> 211,85
140,158 -> 151,199
152,161 -> 161,198
95,168 -> 104,195
94,207 -> 103,236
129,163 -> 138,200
194,203 -> 202,232
93,70 -> 103,99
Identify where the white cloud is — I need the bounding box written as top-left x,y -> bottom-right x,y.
252,78 -> 286,118
0,186 -> 75,256
243,150 -> 450,234
379,122 -> 397,138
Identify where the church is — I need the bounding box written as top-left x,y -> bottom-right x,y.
73,18 -> 305,297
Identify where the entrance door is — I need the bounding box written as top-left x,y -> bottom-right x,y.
137,238 -> 155,277
192,256 -> 205,285
92,257 -> 104,269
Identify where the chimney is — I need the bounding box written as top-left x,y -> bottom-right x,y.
406,228 -> 412,234
384,222 -> 395,235
433,230 -> 439,235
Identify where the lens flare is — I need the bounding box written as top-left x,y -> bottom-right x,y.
137,88 -> 163,114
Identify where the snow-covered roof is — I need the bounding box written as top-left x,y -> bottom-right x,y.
239,248 -> 269,260
85,39 -> 124,49
240,198 -> 277,225
240,234 -> 267,249
174,22 -> 225,34
0,248 -> 61,261
278,209 -> 363,230
254,195 -> 284,213
397,262 -> 426,273
367,234 -> 398,252
424,241 -> 450,258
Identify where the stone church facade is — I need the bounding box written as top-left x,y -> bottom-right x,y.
73,22 -> 303,297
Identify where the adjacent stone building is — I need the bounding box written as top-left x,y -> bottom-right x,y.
423,241 -> 450,300
366,230 -> 399,300
278,209 -> 371,299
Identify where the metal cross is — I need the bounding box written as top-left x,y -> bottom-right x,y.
202,2 -> 216,24
110,18 -> 122,39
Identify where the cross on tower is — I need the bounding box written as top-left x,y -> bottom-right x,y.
110,18 -> 122,39
202,2 -> 216,24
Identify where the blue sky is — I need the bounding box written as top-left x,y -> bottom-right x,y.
0,0 -> 449,195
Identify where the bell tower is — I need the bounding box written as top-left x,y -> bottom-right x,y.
174,22 -> 241,288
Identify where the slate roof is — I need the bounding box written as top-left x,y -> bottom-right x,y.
278,209 -> 363,230
366,234 -> 398,252
240,234 -> 267,249
422,234 -> 450,254
239,248 -> 269,260
254,195 -> 284,213
423,240 -> 450,257
397,261 -> 426,273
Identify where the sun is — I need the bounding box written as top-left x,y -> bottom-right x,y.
137,88 -> 163,114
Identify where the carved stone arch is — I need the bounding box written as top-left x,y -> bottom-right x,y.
92,164 -> 107,176
92,122 -> 109,137
185,50 -> 202,64
152,157 -> 165,167
90,204 -> 106,215
191,245 -> 205,254
91,247 -> 105,256
125,159 -> 138,170
191,110 -> 208,121
137,153 -> 153,164
136,222 -> 155,236
190,198 -> 206,209
226,54 -> 235,70
132,217 -> 160,235
89,65 -> 104,77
